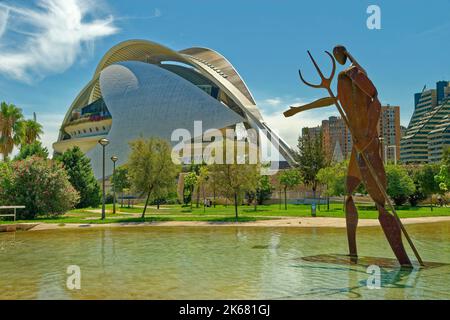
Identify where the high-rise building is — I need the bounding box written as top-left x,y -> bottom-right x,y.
401,81 -> 450,164
302,116 -> 352,162
400,125 -> 407,139
378,105 -> 401,163
322,116 -> 352,161
303,107 -> 402,163
301,125 -> 322,142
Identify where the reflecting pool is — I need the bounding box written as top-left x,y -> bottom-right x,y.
0,222 -> 449,299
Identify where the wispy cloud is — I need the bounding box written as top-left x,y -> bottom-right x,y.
258,96 -> 309,116
0,6 -> 8,38
116,8 -> 162,21
416,21 -> 450,38
37,113 -> 65,156
264,97 -> 283,106
0,0 -> 118,82
258,96 -> 337,147
10,112 -> 65,158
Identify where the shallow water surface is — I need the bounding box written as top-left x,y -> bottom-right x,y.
0,222 -> 449,299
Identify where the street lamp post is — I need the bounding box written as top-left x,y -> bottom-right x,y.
111,156 -> 118,215
378,135 -> 385,163
386,145 -> 398,165
98,138 -> 110,220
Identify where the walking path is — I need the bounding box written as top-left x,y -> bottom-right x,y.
21,216 -> 450,232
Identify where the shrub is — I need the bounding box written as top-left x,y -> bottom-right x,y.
0,157 -> 79,219
56,146 -> 101,209
386,165 -> 415,206
407,165 -> 427,207
14,141 -> 49,160
105,193 -> 115,204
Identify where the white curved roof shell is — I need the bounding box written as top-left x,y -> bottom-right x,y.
55,40 -> 296,178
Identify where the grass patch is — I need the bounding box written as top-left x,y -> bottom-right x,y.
1,202 -> 448,225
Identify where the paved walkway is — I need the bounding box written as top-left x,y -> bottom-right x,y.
25,216 -> 450,232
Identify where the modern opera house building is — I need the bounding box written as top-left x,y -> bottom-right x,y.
53,40 -> 295,178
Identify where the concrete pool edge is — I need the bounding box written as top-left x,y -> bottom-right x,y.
10,216 -> 450,232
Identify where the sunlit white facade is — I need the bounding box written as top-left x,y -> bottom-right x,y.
54,40 -> 295,178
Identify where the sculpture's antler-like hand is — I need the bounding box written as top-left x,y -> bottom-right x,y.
299,51 -> 336,91
284,51 -> 337,118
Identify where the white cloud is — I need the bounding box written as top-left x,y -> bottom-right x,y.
116,7 -> 162,21
263,97 -> 282,107
0,0 -> 118,82
258,96 -> 338,147
38,113 -> 65,156
0,7 -> 8,38
10,112 -> 65,158
154,8 -> 162,18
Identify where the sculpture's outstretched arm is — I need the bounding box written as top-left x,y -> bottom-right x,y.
284,97 -> 336,117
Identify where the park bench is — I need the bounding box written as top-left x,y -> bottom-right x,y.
0,206 -> 26,222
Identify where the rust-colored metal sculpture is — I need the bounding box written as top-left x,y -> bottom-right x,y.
284,45 -> 423,267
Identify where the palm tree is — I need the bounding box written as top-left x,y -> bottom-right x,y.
0,102 -> 24,161
21,119 -> 43,145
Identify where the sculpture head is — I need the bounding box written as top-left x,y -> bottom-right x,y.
333,45 -> 348,65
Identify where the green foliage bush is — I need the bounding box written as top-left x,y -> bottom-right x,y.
386,164 -> 415,206
56,147 -> 101,209
14,141 -> 49,160
256,175 -> 273,205
0,157 -> 79,219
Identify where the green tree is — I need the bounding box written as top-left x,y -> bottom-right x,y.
0,161 -> 13,204
442,147 -> 450,166
184,172 -> 198,210
110,165 -> 131,207
56,146 -> 101,209
416,164 -> 441,211
0,157 -> 79,219
21,119 -> 43,145
317,166 -> 334,211
407,165 -> 427,207
0,102 -> 24,161
435,164 -> 449,193
210,162 -> 260,221
296,128 -> 327,199
127,137 -> 180,219
385,164 -> 415,206
435,147 -> 450,193
246,174 -> 273,211
317,161 -> 347,211
198,165 -> 209,211
256,175 -> 273,206
14,141 -> 49,160
207,165 -> 218,208
278,169 -> 302,210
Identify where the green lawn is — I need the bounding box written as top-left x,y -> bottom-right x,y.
1,202 -> 449,225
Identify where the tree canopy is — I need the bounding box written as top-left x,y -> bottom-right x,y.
385,164 -> 415,206
127,137 -> 180,218
21,119 -> 43,145
15,141 -> 49,161
0,102 -> 24,161
296,128 -> 327,198
0,157 -> 79,219
209,162 -> 260,221
56,146 -> 101,209
278,169 -> 301,210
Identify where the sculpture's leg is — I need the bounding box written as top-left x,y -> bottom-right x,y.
346,148 -> 362,260
358,141 -> 412,267
377,205 -> 412,266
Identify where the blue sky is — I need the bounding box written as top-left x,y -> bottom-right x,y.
0,0 -> 449,153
